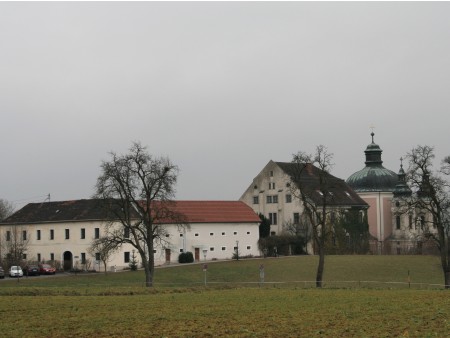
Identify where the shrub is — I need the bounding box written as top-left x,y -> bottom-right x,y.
178,252 -> 194,264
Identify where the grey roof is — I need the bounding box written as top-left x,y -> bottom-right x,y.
346,134 -> 398,193
275,162 -> 368,208
0,199 -> 114,225
347,166 -> 398,192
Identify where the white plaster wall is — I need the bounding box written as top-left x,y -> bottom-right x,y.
240,161 -> 304,235
1,220 -> 260,271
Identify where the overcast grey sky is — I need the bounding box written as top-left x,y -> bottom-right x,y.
1,2 -> 449,209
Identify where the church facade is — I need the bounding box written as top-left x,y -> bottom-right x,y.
347,133 -> 438,254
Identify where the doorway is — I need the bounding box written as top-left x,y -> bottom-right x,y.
165,249 -> 171,263
194,248 -> 200,261
63,251 -> 73,271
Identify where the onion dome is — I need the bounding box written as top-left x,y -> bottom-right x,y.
393,158 -> 412,197
346,133 -> 398,192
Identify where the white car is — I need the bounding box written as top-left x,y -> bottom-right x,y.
9,266 -> 23,277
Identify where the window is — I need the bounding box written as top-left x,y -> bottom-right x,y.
269,212 -> 278,225
37,230 -> 41,241
247,246 -> 251,250
253,196 -> 259,204
37,253 -> 41,262
179,249 -> 184,253
272,195 -> 278,203
81,228 -> 85,239
6,230 -> 10,241
270,170 -> 274,177
124,227 -> 130,238
293,213 -> 300,224
270,231 -> 276,236
210,232 -> 214,236
222,232 -> 226,236
210,247 -> 215,251
286,194 -> 292,203
50,229 -> 54,240
124,252 -> 130,263
81,253 -> 86,264
22,230 -> 27,241
179,233 -> 183,237
268,182 -> 276,190
65,229 -> 70,240
234,231 -> 237,235
95,253 -> 101,261
22,254 -> 27,260
420,215 -> 425,229
396,216 -> 401,230
195,233 -> 199,237
266,195 -> 273,204
94,228 -> 100,239
50,253 -> 54,261
253,184 -> 258,189
409,215 -> 413,229
247,231 -> 250,235
221,247 -> 226,251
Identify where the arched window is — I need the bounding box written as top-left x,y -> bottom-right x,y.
420,215 -> 425,230
396,216 -> 401,230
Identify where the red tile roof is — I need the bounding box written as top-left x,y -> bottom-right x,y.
1,200 -> 260,225
164,201 -> 260,224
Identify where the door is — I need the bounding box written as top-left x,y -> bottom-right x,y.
195,248 -> 200,261
63,251 -> 72,271
165,249 -> 171,263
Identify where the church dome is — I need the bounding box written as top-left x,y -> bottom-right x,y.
346,133 -> 398,192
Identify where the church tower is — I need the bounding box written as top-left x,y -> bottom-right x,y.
389,159 -> 414,253
347,133 -> 398,253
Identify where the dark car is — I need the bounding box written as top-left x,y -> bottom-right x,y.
0,267 -> 5,279
24,265 -> 40,276
39,264 -> 56,275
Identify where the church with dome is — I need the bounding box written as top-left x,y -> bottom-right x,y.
347,133 -> 436,254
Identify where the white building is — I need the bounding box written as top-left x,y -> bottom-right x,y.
0,199 -> 261,271
240,160 -> 368,253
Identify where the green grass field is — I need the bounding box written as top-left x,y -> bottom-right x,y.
0,256 -> 448,337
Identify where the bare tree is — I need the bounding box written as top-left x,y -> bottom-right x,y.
2,225 -> 29,267
405,145 -> 450,288
0,199 -> 14,221
88,237 -> 119,274
94,142 -> 186,287
287,145 -> 335,288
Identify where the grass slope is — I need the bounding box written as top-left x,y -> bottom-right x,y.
0,256 -> 448,337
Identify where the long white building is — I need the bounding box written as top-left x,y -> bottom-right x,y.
0,199 -> 261,271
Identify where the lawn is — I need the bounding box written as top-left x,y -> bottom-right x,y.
0,256 -> 448,337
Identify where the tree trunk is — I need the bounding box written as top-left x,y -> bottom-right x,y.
145,267 -> 153,288
143,252 -> 155,287
445,270 -> 449,289
316,247 -> 325,288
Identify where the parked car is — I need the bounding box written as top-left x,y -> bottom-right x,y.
24,265 -> 40,276
39,264 -> 56,275
9,266 -> 23,277
0,267 -> 5,279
